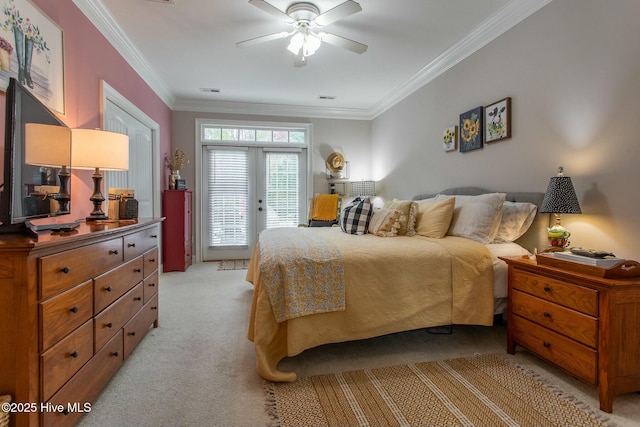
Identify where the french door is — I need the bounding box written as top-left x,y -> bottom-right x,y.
201,146 -> 307,261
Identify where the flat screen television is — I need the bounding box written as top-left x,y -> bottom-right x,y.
0,78 -> 70,234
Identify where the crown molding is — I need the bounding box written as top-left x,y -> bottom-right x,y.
368,0 -> 554,118
75,0 -> 552,119
73,0 -> 175,107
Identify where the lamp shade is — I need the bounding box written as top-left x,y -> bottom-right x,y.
71,129 -> 129,171
24,123 -> 71,167
351,180 -> 376,197
540,168 -> 582,214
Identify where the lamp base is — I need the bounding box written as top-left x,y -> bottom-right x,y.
86,168 -> 108,222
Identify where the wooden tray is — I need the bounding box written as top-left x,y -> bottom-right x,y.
536,253 -> 640,278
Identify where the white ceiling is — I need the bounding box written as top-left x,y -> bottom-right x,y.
74,0 -> 551,119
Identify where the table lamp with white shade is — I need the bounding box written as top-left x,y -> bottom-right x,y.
71,128 -> 129,221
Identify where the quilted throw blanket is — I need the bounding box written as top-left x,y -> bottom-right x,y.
258,227 -> 345,322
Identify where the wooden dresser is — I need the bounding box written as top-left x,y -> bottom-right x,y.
0,218 -> 162,426
162,190 -> 192,272
501,256 -> 640,413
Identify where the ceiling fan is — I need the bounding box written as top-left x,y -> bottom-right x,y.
236,0 -> 368,67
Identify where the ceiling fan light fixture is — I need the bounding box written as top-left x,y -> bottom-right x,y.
287,32 -> 304,55
287,28 -> 321,57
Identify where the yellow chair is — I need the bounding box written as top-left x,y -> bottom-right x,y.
308,194 -> 341,227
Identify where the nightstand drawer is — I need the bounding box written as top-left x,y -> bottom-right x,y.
511,269 -> 598,316
512,315 -> 597,385
512,289 -> 597,347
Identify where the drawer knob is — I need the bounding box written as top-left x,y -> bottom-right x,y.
109,249 -> 119,255
543,312 -> 551,318
62,409 -> 70,416
149,283 -> 155,287
134,296 -> 142,301
69,306 -> 78,313
151,234 -> 158,238
105,286 -> 112,292
543,341 -> 551,348
128,331 -> 136,336
105,322 -> 113,328
543,286 -> 551,292
150,258 -> 156,263
151,306 -> 158,310
134,268 -> 142,273
128,243 -> 136,248
112,351 -> 119,357
60,266 -> 70,274
70,351 -> 79,358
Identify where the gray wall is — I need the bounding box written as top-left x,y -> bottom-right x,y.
372,0 -> 640,258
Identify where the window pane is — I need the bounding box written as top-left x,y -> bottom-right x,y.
289,131 -> 305,143
221,128 -> 238,141
273,130 -> 288,142
207,149 -> 248,246
256,130 -> 272,142
203,127 -> 221,140
240,129 -> 255,141
265,152 -> 299,228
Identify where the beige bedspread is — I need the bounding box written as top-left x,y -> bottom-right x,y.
247,227 -> 494,382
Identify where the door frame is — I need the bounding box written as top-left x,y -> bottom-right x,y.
99,80 -> 162,219
194,118 -> 312,263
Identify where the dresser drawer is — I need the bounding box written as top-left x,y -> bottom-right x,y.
42,330 -> 123,427
123,225 -> 160,262
94,256 -> 144,314
94,283 -> 144,350
41,280 -> 93,351
40,238 -> 123,299
40,320 -> 94,401
143,247 -> 159,277
123,293 -> 159,359
512,315 -> 597,385
511,269 -> 598,316
143,270 -> 159,303
512,289 -> 597,348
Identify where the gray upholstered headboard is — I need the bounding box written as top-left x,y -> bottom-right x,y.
412,187 -> 549,253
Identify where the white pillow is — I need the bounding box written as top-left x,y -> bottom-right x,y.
493,201 -> 537,243
436,193 -> 506,243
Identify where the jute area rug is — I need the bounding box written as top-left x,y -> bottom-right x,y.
266,354 -> 612,427
217,259 -> 250,270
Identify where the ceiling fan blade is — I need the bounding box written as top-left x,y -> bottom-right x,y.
319,32 -> 367,54
314,0 -> 362,26
248,0 -> 293,23
236,31 -> 291,48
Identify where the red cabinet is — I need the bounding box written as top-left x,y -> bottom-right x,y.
162,190 -> 192,272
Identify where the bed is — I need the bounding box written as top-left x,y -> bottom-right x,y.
246,187 -> 547,382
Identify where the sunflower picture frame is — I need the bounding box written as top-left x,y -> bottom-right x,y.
442,125 -> 457,152
459,106 -> 483,153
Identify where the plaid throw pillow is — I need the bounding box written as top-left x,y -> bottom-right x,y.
341,197 -> 373,235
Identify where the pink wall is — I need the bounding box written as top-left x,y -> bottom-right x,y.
0,0 -> 171,220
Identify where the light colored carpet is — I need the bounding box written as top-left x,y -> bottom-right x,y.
77,262 -> 640,427
269,353 -> 611,427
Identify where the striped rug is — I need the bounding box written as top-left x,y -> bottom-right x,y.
266,354 -> 611,427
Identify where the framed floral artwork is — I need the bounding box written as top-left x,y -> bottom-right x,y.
442,125 -> 457,152
459,106 -> 483,153
0,0 -> 65,113
485,97 -> 511,142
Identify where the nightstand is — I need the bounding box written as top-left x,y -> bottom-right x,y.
500,256 -> 640,413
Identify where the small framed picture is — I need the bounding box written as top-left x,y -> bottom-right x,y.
442,125 -> 457,152
459,106 -> 483,153
485,97 -> 511,142
175,179 -> 187,190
